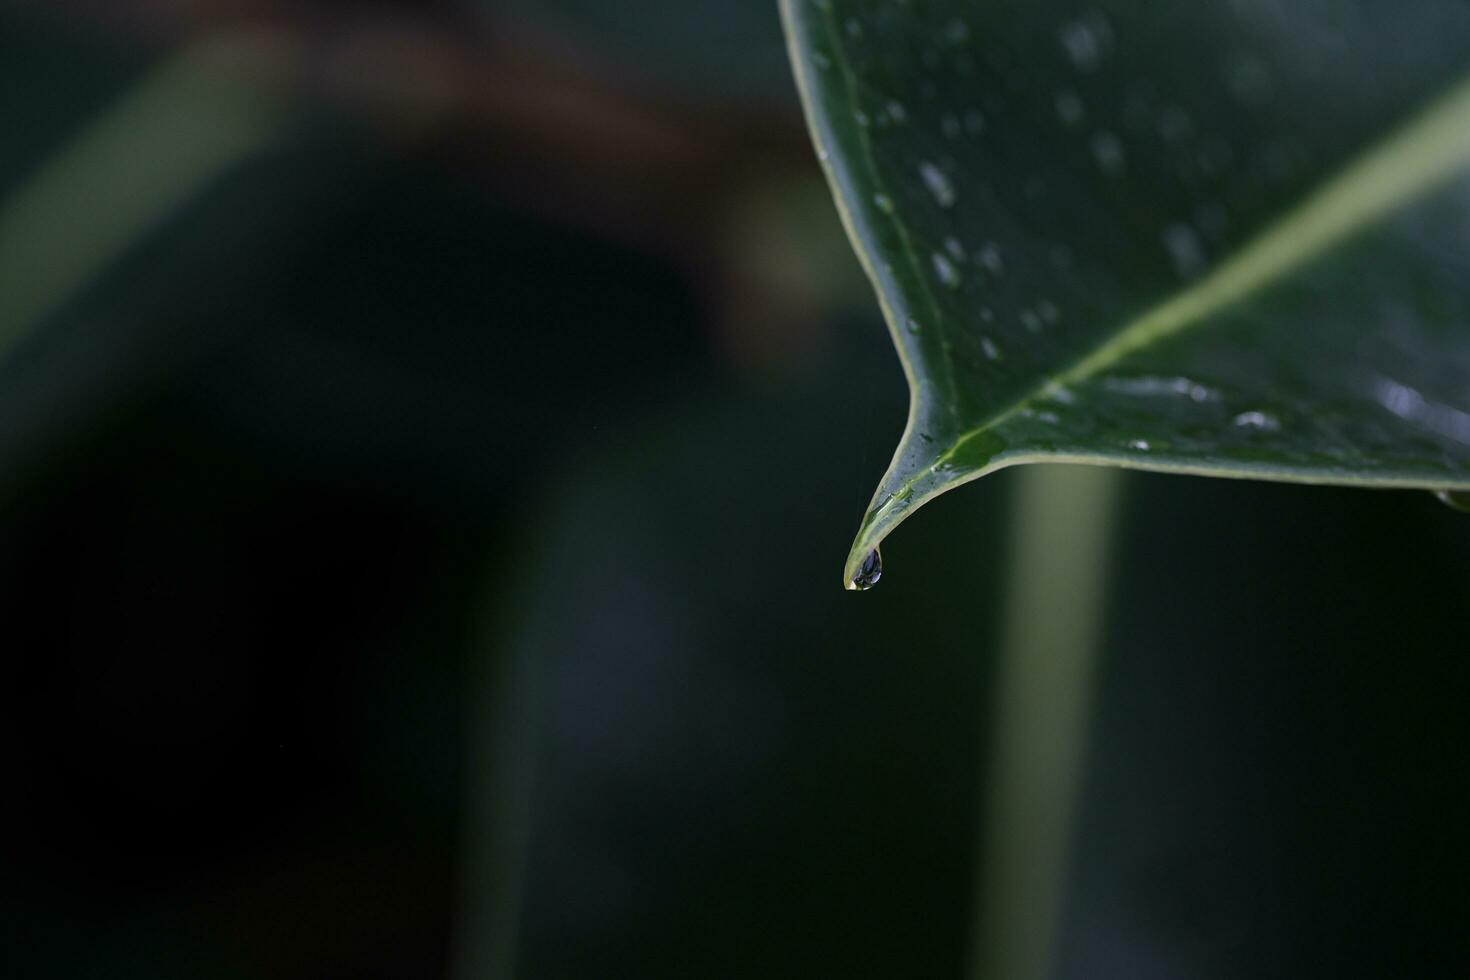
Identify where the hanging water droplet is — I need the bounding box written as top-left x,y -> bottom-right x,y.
1434,489 -> 1470,513
1129,439 -> 1151,451
850,549 -> 884,590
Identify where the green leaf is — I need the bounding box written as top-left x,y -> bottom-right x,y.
781,0 -> 1470,587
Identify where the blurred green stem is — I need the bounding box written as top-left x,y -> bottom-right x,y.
970,465 -> 1126,980
0,38 -> 289,355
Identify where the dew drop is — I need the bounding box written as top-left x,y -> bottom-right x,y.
976,243 -> 1004,275
919,161 -> 957,208
1226,54 -> 1275,107
931,251 -> 962,288
1091,131 -> 1127,177
1055,90 -> 1086,126
1129,439 -> 1151,451
981,336 -> 1001,361
1162,222 -> 1206,278
1059,11 -> 1112,72
1233,410 -> 1281,432
850,549 -> 883,590
1434,490 -> 1470,513
873,193 -> 895,213
1157,105 -> 1194,144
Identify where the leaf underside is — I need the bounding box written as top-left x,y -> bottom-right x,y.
781,0 -> 1470,585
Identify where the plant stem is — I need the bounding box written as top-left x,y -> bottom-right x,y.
969,464 -> 1126,980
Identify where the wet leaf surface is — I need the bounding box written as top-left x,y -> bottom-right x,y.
782,0 -> 1470,582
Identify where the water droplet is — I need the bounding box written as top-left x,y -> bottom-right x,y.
976,243 -> 1004,275
1226,54 -> 1274,107
886,99 -> 908,124
1059,11 -> 1112,72
1434,490 -> 1470,513
873,193 -> 895,213
1055,90 -> 1086,126
850,549 -> 883,590
1162,222 -> 1206,278
1091,131 -> 1127,177
981,336 -> 1001,361
1157,105 -> 1193,144
919,161 -> 957,208
854,109 -> 871,128
944,236 -> 966,262
1103,375 -> 1220,402
1233,410 -> 1281,432
1129,439 -> 1151,451
906,316 -> 922,334
931,251 -> 962,288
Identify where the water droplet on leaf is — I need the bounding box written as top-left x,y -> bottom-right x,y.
919,161 -> 957,207
851,549 -> 884,590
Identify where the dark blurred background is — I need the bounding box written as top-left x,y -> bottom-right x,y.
3,3 -> 1468,979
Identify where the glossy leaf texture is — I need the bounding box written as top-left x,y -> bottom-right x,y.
782,0 -> 1470,586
